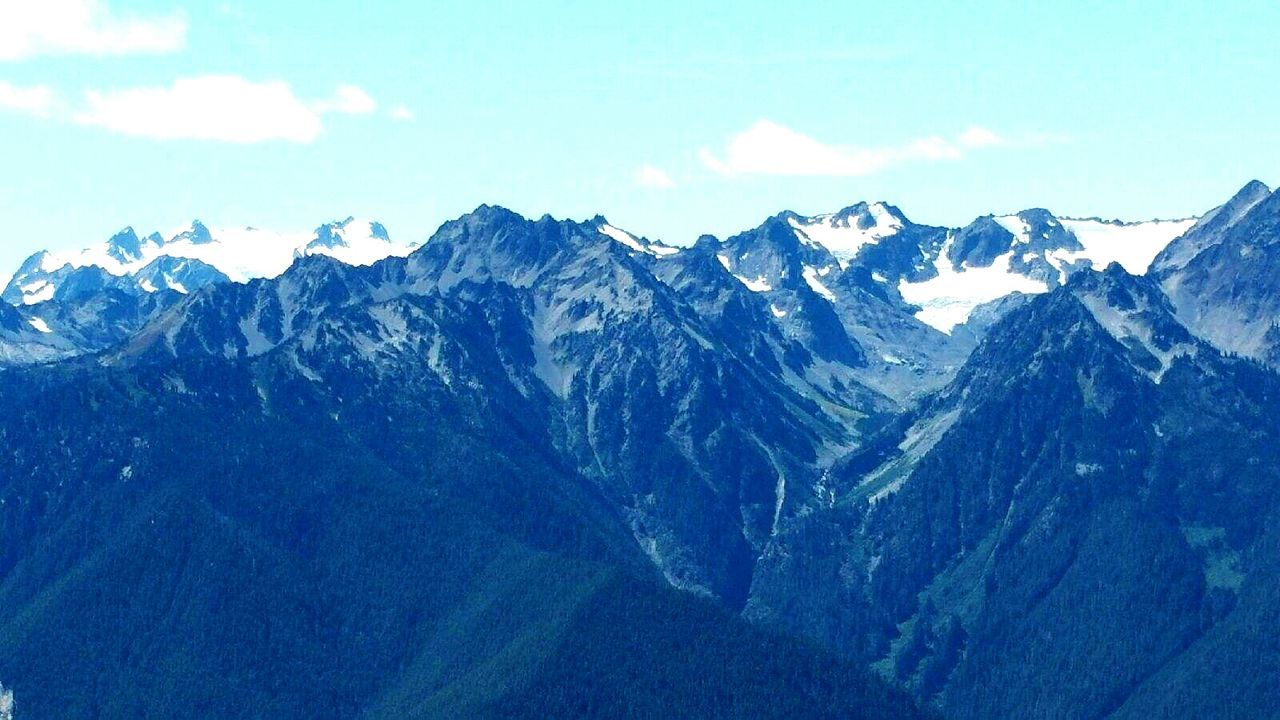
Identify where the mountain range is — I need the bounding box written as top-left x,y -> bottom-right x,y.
0,180 -> 1275,718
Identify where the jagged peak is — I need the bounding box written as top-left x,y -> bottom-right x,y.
288,249 -> 351,274
950,262 -> 1195,395
1235,178 -> 1271,198
312,218 -> 354,248
591,217 -> 680,257
1250,181 -> 1280,211
693,234 -> 721,251
424,205 -> 612,267
1152,180 -> 1277,276
108,226 -> 139,242
106,226 -> 144,263
171,219 -> 213,245
978,209 -> 1080,252
781,200 -> 910,228
448,203 -> 531,231
1057,215 -> 1198,226
978,209 -> 1069,236
1060,262 -> 1175,316
1058,263 -> 1198,372
1065,260 -> 1146,293
1213,178 -> 1275,225
825,200 -> 909,231
1011,207 -> 1059,223
15,249 -> 50,273
734,213 -> 812,252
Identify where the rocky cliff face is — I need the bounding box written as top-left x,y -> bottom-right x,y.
1155,181 -> 1280,364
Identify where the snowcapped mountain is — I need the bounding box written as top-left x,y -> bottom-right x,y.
1152,180 -> 1280,364
0,198 -> 1201,406
710,201 -> 1195,342
787,201 -> 913,267
1151,180 -> 1271,276
593,217 -> 682,257
1,182 -> 1278,718
113,205 -> 893,604
0,211 -> 925,718
704,208 -> 965,403
2,217 -> 417,305
695,201 -> 1196,402
895,211 -> 1195,332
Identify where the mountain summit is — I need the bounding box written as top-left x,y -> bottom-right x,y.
2,216 -> 418,305
0,182 -> 1278,717
1154,180 -> 1280,364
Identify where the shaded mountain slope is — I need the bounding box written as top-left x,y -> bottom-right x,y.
114,207 -> 894,605
746,266 -> 1280,718
0,331 -> 921,718
1155,180 -> 1280,364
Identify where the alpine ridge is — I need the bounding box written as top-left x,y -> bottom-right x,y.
0,181 -> 1276,718
1154,180 -> 1280,365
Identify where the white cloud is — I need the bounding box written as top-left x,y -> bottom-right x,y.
0,0 -> 187,61
0,81 -> 57,116
75,75 -> 324,143
958,126 -> 1005,148
388,104 -> 414,121
699,120 -> 1011,178
316,84 -> 377,115
636,164 -> 675,189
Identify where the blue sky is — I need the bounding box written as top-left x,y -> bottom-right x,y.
1,1 -> 1277,271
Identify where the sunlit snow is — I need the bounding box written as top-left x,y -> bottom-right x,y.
899,217 -> 1194,333
1051,217 -> 1196,276
899,236 -> 1047,333
734,274 -> 772,292
789,202 -> 904,267
802,265 -> 837,301
21,217 -> 415,300
599,223 -> 679,256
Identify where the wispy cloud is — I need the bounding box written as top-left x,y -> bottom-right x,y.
75,76 -> 333,143
0,0 -> 187,61
315,84 -> 377,115
636,164 -> 675,189
957,126 -> 1005,148
6,74 -> 395,143
388,105 -> 414,122
0,81 -> 57,116
698,120 -> 1027,178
